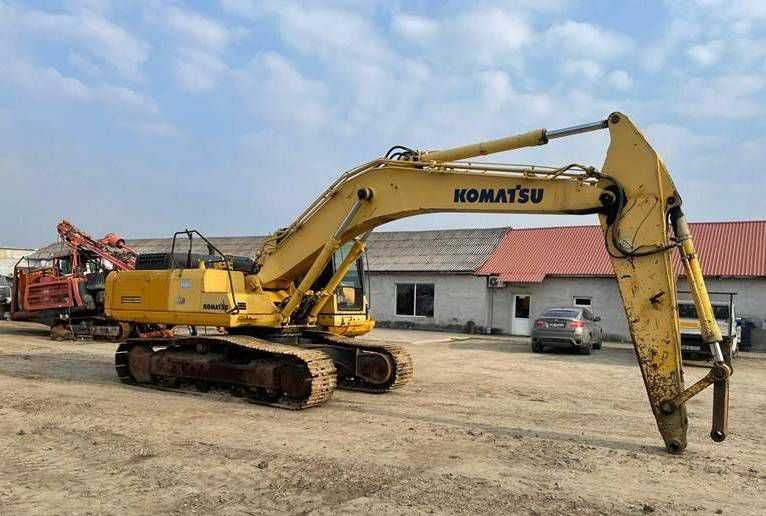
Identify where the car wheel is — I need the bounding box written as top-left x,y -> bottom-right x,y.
593,336 -> 602,350
531,340 -> 544,353
579,342 -> 592,355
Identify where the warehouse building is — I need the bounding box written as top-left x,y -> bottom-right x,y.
364,228 -> 507,332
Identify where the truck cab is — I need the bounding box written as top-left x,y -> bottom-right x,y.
678,291 -> 739,360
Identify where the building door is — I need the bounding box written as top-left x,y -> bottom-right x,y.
511,294 -> 532,336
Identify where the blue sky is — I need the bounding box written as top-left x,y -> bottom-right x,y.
1,0 -> 765,248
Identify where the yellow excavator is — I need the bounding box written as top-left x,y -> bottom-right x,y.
105,113 -> 731,453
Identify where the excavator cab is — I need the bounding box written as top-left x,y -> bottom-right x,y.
314,243 -> 374,336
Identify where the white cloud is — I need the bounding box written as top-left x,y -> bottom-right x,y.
641,16 -> 700,72
268,4 -> 392,62
692,0 -> 766,22
1,56 -> 164,123
234,52 -> 331,128
65,0 -> 113,15
15,5 -> 149,79
642,0 -> 764,72
384,7 -> 533,69
479,70 -> 514,104
132,120 -> 179,137
687,40 -> 723,66
607,70 -> 633,90
97,84 -> 158,115
455,8 -> 532,64
167,7 -> 231,52
544,21 -> 632,60
163,6 -> 242,93
219,0 -> 263,19
3,58 -> 92,101
68,52 -> 101,77
678,74 -> 764,119
645,123 -> 721,166
391,14 -> 438,42
562,60 -> 603,81
489,82 -> 553,118
173,48 -> 227,93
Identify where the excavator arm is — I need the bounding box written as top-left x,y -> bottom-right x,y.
106,112 -> 730,452
254,112 -> 731,453
57,219 -> 137,271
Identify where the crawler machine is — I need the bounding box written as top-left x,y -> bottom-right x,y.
106,113 -> 732,452
12,220 -> 138,340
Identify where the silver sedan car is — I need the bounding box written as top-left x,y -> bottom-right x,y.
531,307 -> 604,354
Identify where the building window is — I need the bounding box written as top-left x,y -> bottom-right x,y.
396,283 -> 434,317
573,296 -> 591,307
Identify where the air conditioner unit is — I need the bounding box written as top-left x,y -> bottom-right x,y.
488,276 -> 505,288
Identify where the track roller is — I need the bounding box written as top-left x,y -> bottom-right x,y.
303,331 -> 413,393
115,335 -> 336,409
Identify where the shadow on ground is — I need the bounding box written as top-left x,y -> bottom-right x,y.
0,351 -> 117,385
0,322 -> 50,338
334,398 -> 670,456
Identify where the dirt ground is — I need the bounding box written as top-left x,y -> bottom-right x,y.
0,322 -> 764,515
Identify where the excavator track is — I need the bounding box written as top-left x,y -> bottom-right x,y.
305,332 -> 413,393
115,334 -> 336,409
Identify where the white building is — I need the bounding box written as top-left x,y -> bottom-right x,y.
1,246 -> 36,277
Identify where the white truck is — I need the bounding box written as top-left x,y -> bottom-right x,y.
0,276 -> 11,320
678,291 -> 739,360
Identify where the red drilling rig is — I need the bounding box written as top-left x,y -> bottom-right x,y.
11,220 -> 140,340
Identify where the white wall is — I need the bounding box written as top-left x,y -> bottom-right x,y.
490,278 -> 627,337
0,248 -> 35,277
492,277 -> 766,340
368,272 -> 766,339
368,272 -> 489,330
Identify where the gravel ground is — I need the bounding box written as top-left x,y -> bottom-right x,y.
0,322 -> 764,515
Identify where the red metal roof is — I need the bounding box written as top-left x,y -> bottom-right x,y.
477,221 -> 766,283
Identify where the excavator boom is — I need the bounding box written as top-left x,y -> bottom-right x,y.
106,112 -> 731,452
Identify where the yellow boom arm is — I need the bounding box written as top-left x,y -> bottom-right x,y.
252,112 -> 730,452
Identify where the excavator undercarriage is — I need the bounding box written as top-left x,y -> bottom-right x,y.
115,329 -> 413,408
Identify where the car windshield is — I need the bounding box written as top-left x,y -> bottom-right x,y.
542,309 -> 580,318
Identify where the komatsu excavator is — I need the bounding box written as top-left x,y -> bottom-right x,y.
105,113 -> 732,453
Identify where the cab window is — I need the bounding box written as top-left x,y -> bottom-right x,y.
57,257 -> 73,275
679,303 -> 730,321
678,303 -> 697,319
333,244 -> 364,311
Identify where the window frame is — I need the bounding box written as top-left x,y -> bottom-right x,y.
395,282 -> 435,318
573,296 -> 592,307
